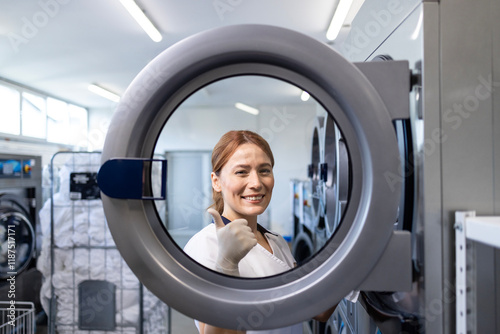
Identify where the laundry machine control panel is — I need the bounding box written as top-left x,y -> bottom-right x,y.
0,158 -> 35,179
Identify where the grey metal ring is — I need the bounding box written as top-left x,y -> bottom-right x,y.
100,24 -> 401,330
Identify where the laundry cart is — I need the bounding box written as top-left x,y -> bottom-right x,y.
37,152 -> 170,334
0,301 -> 35,334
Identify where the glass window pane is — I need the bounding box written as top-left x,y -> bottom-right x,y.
47,97 -> 68,121
21,92 -> 46,139
0,85 -> 21,135
68,104 -> 88,146
46,97 -> 69,143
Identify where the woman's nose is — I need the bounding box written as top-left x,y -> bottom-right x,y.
248,171 -> 263,189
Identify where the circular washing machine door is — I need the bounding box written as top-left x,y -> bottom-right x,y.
0,194 -> 35,279
323,116 -> 350,238
98,24 -> 402,330
306,117 -> 325,233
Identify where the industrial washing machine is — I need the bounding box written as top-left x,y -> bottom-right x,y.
97,0 -> 500,330
292,111 -> 350,271
97,23 -> 415,332
0,153 -> 42,304
322,0 -> 500,333
313,2 -> 424,333
297,61 -> 416,333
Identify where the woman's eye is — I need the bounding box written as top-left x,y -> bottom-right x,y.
260,169 -> 272,174
235,170 -> 247,175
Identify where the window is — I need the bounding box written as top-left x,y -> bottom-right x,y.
21,92 -> 47,139
47,97 -> 69,143
68,104 -> 88,146
0,81 -> 88,147
0,84 -> 21,135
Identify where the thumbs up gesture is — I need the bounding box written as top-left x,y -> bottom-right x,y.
208,208 -> 257,275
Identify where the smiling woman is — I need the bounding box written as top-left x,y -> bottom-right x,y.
183,130 -> 310,333
184,131 -> 283,272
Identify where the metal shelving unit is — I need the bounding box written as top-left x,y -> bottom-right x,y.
455,211 -> 500,334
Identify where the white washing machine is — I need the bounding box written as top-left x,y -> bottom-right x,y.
0,153 -> 42,308
0,154 -> 41,278
306,113 -> 352,247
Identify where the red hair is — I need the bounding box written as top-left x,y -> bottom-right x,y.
210,130 -> 274,214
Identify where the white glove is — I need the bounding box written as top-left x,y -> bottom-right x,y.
208,208 -> 257,276
344,290 -> 360,303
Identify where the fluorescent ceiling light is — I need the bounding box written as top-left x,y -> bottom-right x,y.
301,91 -> 310,102
235,102 -> 259,115
88,84 -> 120,103
326,0 -> 355,41
120,0 -> 162,42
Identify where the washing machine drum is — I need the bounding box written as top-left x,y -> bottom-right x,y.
98,24 -> 403,330
0,195 -> 35,279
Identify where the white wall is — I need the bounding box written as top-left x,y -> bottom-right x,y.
155,103 -> 318,236
87,107 -> 115,152
155,106 -> 259,152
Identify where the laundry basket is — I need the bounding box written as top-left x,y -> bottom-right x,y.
37,151 -> 170,334
0,301 -> 35,334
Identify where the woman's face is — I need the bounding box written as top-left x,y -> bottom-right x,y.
212,143 -> 274,221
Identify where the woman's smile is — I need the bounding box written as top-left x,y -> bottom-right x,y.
211,143 -> 274,223
243,195 -> 264,201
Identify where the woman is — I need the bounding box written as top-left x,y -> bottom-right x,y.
184,130 -> 336,334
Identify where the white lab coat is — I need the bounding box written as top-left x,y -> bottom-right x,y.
184,221 -> 304,334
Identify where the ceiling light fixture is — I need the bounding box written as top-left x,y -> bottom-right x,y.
301,91 -> 310,102
235,102 -> 259,115
88,84 -> 120,103
119,0 -> 162,42
326,0 -> 355,41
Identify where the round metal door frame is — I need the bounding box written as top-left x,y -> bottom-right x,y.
100,24 -> 401,330
0,208 -> 35,278
323,117 -> 341,237
324,118 -> 350,238
309,117 -> 324,232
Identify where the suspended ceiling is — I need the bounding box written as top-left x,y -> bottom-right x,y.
0,0 -> 344,110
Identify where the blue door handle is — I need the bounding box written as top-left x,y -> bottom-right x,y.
97,158 -> 167,200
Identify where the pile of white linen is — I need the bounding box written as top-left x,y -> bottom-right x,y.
37,153 -> 168,333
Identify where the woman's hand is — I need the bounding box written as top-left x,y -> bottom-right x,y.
313,303 -> 338,322
208,209 -> 257,275
200,322 -> 245,334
